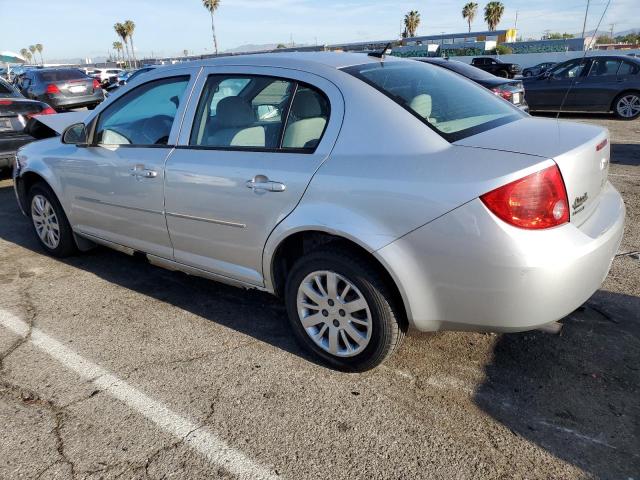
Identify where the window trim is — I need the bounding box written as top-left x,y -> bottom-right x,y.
186,73 -> 331,154
90,74 -> 191,147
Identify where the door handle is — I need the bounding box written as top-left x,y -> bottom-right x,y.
130,164 -> 158,179
246,174 -> 286,192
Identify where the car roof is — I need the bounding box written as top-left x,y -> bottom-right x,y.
183,51 -> 403,71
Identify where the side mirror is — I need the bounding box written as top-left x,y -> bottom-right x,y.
62,122 -> 88,146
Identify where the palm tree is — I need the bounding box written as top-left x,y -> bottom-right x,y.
183,49 -> 189,57
484,1 -> 504,31
403,10 -> 421,38
35,44 -> 44,65
124,20 -> 137,68
462,3 -> 478,33
24,50 -> 33,64
113,41 -> 124,65
202,0 -> 221,55
114,23 -> 130,68
20,48 -> 29,64
28,45 -> 36,64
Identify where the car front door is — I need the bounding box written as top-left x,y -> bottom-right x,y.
56,71 -> 197,258
526,58 -> 588,110
163,67 -> 344,286
572,58 -> 622,110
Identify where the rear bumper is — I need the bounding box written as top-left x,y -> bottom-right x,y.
376,182 -> 625,332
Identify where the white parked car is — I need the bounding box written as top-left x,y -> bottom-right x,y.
90,68 -> 124,84
13,53 -> 625,370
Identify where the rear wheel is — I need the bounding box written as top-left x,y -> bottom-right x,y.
497,70 -> 509,78
28,182 -> 77,257
285,247 -> 405,371
613,92 -> 640,120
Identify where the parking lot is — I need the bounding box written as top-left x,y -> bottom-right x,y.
0,113 -> 638,479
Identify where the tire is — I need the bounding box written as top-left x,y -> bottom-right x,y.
28,182 -> 77,257
285,246 -> 405,371
497,70 -> 509,78
612,91 -> 640,120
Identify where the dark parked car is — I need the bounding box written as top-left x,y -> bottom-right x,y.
414,57 -> 528,111
471,57 -> 522,78
17,68 -> 105,111
522,62 -> 556,77
524,55 -> 640,119
0,78 -> 55,172
106,66 -> 157,92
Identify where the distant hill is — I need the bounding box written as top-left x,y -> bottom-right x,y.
583,27 -> 639,37
222,43 -> 310,54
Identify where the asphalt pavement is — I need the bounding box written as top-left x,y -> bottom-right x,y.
0,114 -> 638,479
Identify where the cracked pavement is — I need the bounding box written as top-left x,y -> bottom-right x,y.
0,114 -> 639,479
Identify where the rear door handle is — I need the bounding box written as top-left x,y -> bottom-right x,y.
246,175 -> 286,192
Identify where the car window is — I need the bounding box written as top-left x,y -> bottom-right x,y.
94,75 -> 190,146
190,75 -> 295,149
550,59 -> 586,79
427,60 -> 498,81
343,61 -> 523,142
588,59 -> 622,77
618,61 -> 639,76
282,86 -> 330,150
37,69 -> 88,82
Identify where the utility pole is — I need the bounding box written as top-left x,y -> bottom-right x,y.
581,0 -> 590,39
609,23 -> 615,41
514,10 -> 519,30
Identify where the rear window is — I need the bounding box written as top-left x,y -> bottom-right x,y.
426,59 -> 499,81
343,61 -> 524,142
0,79 -> 19,97
37,69 -> 89,82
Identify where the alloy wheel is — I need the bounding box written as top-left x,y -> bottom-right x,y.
296,270 -> 372,357
616,94 -> 640,118
31,194 -> 60,249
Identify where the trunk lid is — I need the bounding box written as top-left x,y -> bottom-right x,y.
455,117 -> 610,226
0,99 -> 46,135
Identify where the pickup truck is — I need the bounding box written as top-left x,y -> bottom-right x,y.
471,57 -> 522,78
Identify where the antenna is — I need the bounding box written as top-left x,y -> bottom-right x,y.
368,43 -> 393,60
557,0 -> 611,119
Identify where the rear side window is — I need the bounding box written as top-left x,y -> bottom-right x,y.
588,59 -> 621,77
189,74 -> 330,152
37,69 -> 88,82
343,61 -> 523,142
94,76 -> 190,146
618,61 -> 639,76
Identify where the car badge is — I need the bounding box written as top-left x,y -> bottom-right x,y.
572,192 -> 588,210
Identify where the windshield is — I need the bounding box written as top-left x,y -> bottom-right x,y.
343,61 -> 524,142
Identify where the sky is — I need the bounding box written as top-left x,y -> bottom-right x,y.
1,0 -> 637,61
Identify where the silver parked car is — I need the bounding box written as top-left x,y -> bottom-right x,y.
13,53 -> 625,371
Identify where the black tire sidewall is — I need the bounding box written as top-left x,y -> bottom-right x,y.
285,250 -> 399,371
28,183 -> 77,257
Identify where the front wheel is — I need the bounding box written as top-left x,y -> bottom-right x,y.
285,247 -> 405,371
613,92 -> 640,120
28,182 -> 77,257
497,70 -> 509,78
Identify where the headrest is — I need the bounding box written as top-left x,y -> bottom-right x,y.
410,94 -> 432,119
216,96 -> 254,127
291,89 -> 323,119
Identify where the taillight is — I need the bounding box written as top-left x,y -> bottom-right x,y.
92,78 -> 100,90
28,106 -> 57,118
492,87 -> 513,101
45,84 -> 60,94
480,165 -> 569,230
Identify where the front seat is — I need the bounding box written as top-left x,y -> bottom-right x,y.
206,96 -> 265,147
282,89 -> 327,149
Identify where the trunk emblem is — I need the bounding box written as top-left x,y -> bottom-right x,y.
572,193 -> 589,211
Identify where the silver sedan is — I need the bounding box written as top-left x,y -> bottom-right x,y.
13,53 -> 625,371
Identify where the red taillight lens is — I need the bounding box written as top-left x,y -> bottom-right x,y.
92,78 -> 100,89
492,88 -> 513,101
45,83 -> 60,94
480,165 -> 569,230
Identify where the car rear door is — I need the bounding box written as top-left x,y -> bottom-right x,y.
58,69 -> 198,258
526,58 -> 588,110
164,66 -> 344,286
572,58 -> 623,110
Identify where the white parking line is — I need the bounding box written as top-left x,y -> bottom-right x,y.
0,310 -> 277,480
